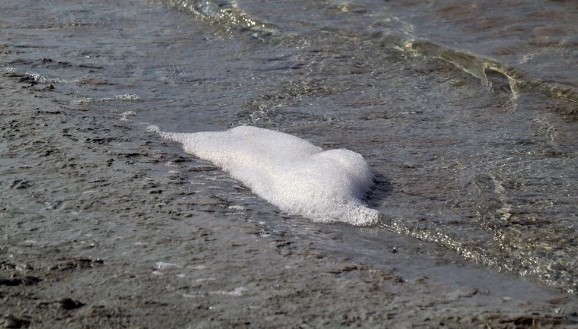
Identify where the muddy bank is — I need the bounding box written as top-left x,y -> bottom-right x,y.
1,74 -> 578,328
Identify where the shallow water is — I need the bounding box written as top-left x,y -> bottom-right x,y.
2,0 -> 576,293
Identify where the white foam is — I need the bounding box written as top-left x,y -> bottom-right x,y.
154,261 -> 181,270
120,111 -> 137,121
153,125 -> 379,226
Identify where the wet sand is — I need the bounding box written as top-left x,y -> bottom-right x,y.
1,73 -> 577,328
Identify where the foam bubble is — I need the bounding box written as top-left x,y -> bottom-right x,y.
155,126 -> 379,226
120,111 -> 137,121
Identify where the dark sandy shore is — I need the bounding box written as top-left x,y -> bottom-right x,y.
1,73 -> 578,328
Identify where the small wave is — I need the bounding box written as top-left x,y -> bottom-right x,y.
158,0 -> 279,40
390,38 -> 578,119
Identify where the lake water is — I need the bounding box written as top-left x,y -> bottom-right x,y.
2,0 -> 576,293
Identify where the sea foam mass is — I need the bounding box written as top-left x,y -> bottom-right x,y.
150,125 -> 379,226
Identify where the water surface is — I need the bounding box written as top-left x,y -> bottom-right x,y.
2,0 -> 576,293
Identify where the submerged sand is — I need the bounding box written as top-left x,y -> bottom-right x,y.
1,74 -> 577,328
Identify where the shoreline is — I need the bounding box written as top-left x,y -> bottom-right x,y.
1,73 -> 577,328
